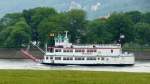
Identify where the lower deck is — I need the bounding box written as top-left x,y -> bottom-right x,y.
42,62 -> 134,66
42,55 -> 135,65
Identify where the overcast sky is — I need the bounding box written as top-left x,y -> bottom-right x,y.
0,0 -> 150,19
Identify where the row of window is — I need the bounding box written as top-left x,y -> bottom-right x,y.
55,49 -> 97,53
46,57 -> 106,61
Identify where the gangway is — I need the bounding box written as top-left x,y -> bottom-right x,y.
21,41 -> 46,62
21,49 -> 41,62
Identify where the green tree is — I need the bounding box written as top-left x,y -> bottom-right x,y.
84,19 -> 112,44
0,19 -> 31,48
125,11 -> 143,24
0,13 -> 25,47
143,12 -> 150,24
65,9 -> 87,43
23,7 -> 57,41
37,13 -> 67,46
134,22 -> 150,45
0,13 -> 23,32
107,13 -> 134,44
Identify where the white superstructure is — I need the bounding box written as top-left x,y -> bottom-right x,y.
42,31 -> 135,66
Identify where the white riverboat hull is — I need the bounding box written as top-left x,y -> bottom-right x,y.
42,56 -> 135,66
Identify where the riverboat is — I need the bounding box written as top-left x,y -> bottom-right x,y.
42,31 -> 135,66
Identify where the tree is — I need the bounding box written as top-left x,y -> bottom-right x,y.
125,11 -> 143,24
0,13 -> 23,32
0,19 -> 31,48
23,7 -> 57,41
37,13 -> 67,46
84,19 -> 112,44
143,12 -> 150,24
134,22 -> 150,45
65,9 -> 87,43
0,7 -> 150,48
107,13 -> 134,44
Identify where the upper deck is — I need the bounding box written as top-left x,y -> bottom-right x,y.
45,31 -> 125,56
72,44 -> 121,49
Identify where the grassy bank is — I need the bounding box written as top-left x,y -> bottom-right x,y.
0,70 -> 150,84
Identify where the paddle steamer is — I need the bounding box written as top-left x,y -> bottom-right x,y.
42,31 -> 135,66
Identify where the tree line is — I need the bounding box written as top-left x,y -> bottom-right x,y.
0,7 -> 150,48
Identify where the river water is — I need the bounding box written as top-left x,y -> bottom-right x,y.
0,59 -> 150,73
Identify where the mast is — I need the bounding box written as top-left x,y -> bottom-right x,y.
45,43 -> 47,53
65,31 -> 68,38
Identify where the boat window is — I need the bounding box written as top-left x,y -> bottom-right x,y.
101,57 -> 104,60
46,56 -> 49,60
63,57 -> 67,60
63,57 -> 73,60
50,57 -> 53,60
55,57 -> 61,60
63,50 -> 67,52
94,50 -> 97,52
70,50 -> 73,52
67,57 -> 73,60
75,49 -> 84,52
87,57 -> 96,60
49,48 -> 54,52
55,49 -> 61,52
75,57 -> 84,60
81,50 -> 85,52
111,50 -> 113,53
67,50 -> 70,52
63,49 -> 73,52
75,50 -> 79,52
70,57 -> 73,60
87,49 -> 97,52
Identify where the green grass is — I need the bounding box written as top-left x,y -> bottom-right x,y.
0,70 -> 150,84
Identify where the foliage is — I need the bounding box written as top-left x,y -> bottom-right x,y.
134,22 -> 150,45
23,7 -> 57,41
125,11 -> 143,24
65,9 -> 87,43
0,18 -> 31,48
107,13 -> 134,43
0,7 -> 150,48
84,19 -> 112,44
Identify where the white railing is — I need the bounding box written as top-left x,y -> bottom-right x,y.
120,52 -> 134,56
73,44 -> 121,48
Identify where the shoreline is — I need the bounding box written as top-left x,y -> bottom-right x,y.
0,48 -> 149,60
0,59 -> 150,73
